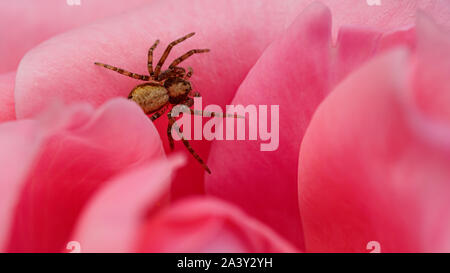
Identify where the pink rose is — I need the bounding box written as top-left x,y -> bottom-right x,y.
0,0 -> 449,252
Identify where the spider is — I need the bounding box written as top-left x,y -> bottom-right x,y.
95,32 -> 235,174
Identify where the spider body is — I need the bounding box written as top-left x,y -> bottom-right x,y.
128,83 -> 169,113
95,32 -> 223,174
128,77 -> 192,114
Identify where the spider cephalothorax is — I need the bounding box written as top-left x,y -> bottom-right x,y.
95,33 -> 232,174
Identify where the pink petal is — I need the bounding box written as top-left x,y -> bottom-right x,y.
0,0 -> 150,73
298,14 -> 450,252
206,3 -> 332,249
333,26 -> 382,84
321,0 -> 450,36
0,120 -> 41,251
5,98 -> 164,252
299,49 -> 412,252
379,27 -> 416,52
412,14 -> 450,124
0,72 -> 16,121
70,155 -> 185,253
137,197 -> 299,253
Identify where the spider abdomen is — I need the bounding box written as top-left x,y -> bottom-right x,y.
128,83 -> 169,114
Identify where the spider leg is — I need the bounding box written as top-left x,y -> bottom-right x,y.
149,104 -> 169,122
158,67 -> 186,82
148,39 -> 160,77
166,104 -> 188,150
167,112 -> 176,150
179,96 -> 193,107
168,49 -> 210,69
184,67 -> 193,79
168,111 -> 211,174
94,62 -> 150,81
154,32 -> 195,79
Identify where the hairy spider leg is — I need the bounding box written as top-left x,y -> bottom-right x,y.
154,32 -> 195,79
167,112 -> 176,150
185,67 -> 193,79
168,49 -> 210,69
94,62 -> 150,81
148,39 -> 160,76
158,67 -> 187,81
182,97 -> 194,107
167,111 -> 211,174
149,104 -> 169,121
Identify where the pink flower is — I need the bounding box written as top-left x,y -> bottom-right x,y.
0,0 -> 449,252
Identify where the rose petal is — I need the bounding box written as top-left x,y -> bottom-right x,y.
412,13 -> 450,124
5,98 -> 164,252
137,197 -> 299,253
205,3 -> 332,249
70,155 -> 185,253
299,49 -> 412,252
299,16 -> 450,252
333,26 -> 382,84
379,27 -> 416,52
0,72 -> 16,121
0,0 -> 150,73
322,0 -> 450,35
0,120 -> 41,251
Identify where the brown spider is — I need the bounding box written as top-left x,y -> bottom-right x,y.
95,32 -> 233,174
